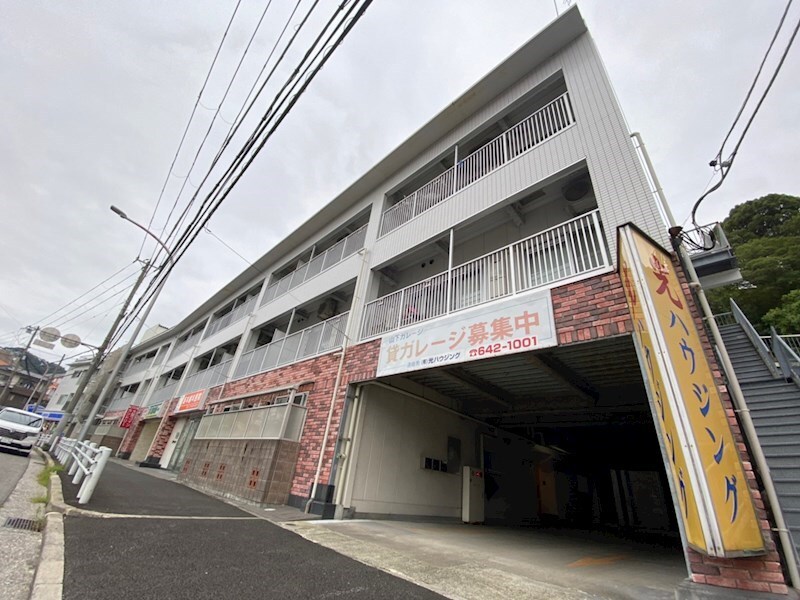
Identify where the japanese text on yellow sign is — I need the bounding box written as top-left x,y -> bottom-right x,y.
619,225 -> 764,557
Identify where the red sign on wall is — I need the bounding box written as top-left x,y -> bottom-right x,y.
175,389 -> 207,414
119,406 -> 140,429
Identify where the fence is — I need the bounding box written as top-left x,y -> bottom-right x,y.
52,437 -> 112,504
233,312 -> 348,380
261,225 -> 367,307
380,92 -> 575,235
203,296 -> 258,340
362,209 -> 609,338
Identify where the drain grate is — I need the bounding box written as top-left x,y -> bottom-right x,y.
3,517 -> 43,532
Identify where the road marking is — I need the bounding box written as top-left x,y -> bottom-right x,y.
567,554 -> 627,567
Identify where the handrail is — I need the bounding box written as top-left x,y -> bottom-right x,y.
729,299 -> 781,378
261,225 -> 367,307
52,437 -> 112,504
771,327 -> 800,386
380,92 -> 575,236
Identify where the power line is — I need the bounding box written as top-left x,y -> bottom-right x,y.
33,260 -> 140,326
43,269 -> 143,329
112,0 -> 373,349
150,0 -> 282,266
691,5 -> 799,227
138,0 -> 245,258
155,0 -> 317,266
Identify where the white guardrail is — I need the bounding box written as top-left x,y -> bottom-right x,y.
52,437 -> 112,504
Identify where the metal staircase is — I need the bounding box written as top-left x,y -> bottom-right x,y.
717,305 -> 800,562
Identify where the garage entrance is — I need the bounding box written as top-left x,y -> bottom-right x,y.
335,334 -> 684,564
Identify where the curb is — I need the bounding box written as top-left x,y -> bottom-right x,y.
30,449 -> 64,600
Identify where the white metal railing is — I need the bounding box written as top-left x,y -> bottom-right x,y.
771,328 -> 800,386
380,92 -> 575,236
261,225 -> 367,307
124,356 -> 154,378
233,312 -> 348,380
762,333 -> 800,357
105,390 -> 137,413
173,331 -> 203,357
52,437 -> 112,504
195,403 -> 306,442
179,359 -> 233,396
148,380 -> 180,406
362,210 -> 609,339
203,296 -> 258,340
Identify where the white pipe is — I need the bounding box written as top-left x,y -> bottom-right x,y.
306,345 -> 348,513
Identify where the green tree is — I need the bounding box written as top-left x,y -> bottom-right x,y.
763,290 -> 800,334
706,194 -> 800,332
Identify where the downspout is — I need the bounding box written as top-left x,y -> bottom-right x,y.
633,131 -> 800,587
306,343 -> 348,513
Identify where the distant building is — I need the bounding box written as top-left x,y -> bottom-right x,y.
0,347 -> 65,409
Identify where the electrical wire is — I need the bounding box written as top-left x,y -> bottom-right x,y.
33,261 -> 139,327
152,0 -> 279,261
154,0 -> 319,266
691,5 -> 799,228
110,0 -> 373,350
43,269 -> 142,329
138,0 -> 245,258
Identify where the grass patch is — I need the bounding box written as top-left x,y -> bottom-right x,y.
36,464 -> 63,488
31,495 -> 48,504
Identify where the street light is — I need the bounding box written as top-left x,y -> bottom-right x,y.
74,207 -> 175,442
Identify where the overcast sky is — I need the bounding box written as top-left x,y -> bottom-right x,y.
1,0 -> 798,365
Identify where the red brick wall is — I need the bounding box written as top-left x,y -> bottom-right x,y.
552,272 -> 632,344
674,258 -> 789,594
206,341 -> 380,499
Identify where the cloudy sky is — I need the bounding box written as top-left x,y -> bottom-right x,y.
1,0 -> 798,364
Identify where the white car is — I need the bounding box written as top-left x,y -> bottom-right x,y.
0,407 -> 43,457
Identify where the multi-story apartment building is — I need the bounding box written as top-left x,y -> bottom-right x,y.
102,8 -> 793,595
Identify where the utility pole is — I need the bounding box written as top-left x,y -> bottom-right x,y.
0,326 -> 39,405
51,261 -> 150,442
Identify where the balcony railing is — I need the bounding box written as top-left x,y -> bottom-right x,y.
261,225 -> 367,307
380,92 -> 575,236
362,210 -> 609,339
123,356 -> 155,378
233,312 -> 349,381
179,359 -> 233,396
149,380 -> 180,406
172,330 -> 203,357
203,296 -> 258,340
195,403 -> 306,442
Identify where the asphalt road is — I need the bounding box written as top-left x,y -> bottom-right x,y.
61,462 -> 445,600
0,450 -> 28,505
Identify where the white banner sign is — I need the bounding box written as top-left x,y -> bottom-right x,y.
376,290 -> 557,377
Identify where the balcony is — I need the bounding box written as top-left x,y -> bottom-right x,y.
261,225 -> 367,307
380,92 -> 575,236
232,311 -> 349,381
203,296 -> 258,340
148,380 -> 180,406
195,402 -> 307,442
179,359 -> 233,396
123,356 -> 155,379
362,210 -> 609,339
172,330 -> 203,357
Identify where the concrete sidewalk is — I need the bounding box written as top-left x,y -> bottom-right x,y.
54,461 -> 445,600
0,452 -> 46,600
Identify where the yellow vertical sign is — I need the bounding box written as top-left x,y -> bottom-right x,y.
618,225 -> 764,557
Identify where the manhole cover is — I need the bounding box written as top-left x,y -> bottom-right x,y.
3,517 -> 43,532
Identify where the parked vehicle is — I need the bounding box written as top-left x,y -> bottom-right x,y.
0,407 -> 43,457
